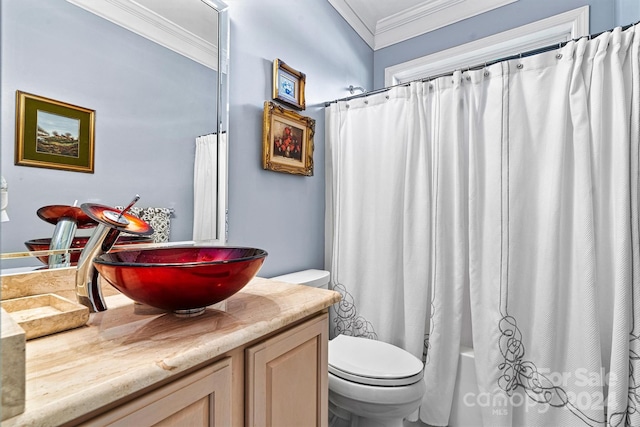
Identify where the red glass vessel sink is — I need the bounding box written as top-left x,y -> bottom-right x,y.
24,236 -> 153,265
93,247 -> 268,315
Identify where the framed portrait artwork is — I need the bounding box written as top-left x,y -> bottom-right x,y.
15,91 -> 95,173
262,101 -> 314,176
272,59 -> 306,110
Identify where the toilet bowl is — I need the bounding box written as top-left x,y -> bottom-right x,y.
328,334 -> 426,427
270,270 -> 426,427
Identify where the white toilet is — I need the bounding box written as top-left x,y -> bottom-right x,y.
270,270 -> 427,427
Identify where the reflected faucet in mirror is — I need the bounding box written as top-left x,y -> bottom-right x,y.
35,203 -> 98,268
75,197 -> 154,312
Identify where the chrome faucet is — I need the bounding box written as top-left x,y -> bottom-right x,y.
75,196 -> 153,312
35,203 -> 98,268
48,215 -> 79,268
46,203 -> 96,268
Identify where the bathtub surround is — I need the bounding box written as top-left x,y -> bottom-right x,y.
326,25 -> 640,426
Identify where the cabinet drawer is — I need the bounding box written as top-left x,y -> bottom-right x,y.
82,357 -> 232,427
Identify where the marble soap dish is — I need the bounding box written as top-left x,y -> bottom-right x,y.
1,294 -> 89,340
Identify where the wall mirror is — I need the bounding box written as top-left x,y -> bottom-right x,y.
0,0 -> 229,273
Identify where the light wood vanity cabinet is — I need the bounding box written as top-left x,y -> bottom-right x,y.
246,311 -> 328,427
81,313 -> 329,427
1,275 -> 340,427
81,357 -> 233,427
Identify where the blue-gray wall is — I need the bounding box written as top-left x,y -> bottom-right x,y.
225,0 -> 373,277
3,0 -> 637,277
226,0 -> 640,278
0,0 -> 215,260
617,0 -> 640,26
374,0 -> 637,90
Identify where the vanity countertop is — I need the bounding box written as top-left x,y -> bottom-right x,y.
1,277 -> 340,427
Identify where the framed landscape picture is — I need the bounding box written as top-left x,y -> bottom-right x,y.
262,101 -> 314,176
15,91 -> 95,173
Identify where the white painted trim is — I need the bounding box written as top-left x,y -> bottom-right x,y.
375,0 -> 518,50
329,0 -> 517,51
385,6 -> 589,86
327,0 -> 375,48
66,0 -> 219,70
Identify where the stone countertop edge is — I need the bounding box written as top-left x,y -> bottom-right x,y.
1,277 -> 341,427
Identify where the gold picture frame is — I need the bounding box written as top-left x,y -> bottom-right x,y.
15,91 -> 95,173
262,101 -> 314,176
272,59 -> 306,110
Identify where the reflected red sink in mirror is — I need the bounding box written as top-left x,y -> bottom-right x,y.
37,205 -> 98,228
93,246 -> 268,315
24,235 -> 153,265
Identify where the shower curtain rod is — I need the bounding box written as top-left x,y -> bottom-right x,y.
324,19 -> 640,107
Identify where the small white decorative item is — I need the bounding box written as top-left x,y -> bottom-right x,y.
1,176 -> 9,222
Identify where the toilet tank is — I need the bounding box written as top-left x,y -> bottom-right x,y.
270,269 -> 330,289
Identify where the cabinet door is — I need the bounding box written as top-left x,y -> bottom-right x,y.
246,313 -> 329,427
82,357 -> 233,427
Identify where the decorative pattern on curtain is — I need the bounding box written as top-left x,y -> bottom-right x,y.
325,24 -> 640,427
332,283 -> 378,339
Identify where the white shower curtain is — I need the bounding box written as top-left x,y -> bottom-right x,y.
325,24 -> 640,427
326,76 -> 473,425
193,133 -> 219,241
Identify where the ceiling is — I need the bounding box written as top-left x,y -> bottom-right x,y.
328,0 -> 518,50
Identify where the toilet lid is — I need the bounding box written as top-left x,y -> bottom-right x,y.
328,335 -> 424,386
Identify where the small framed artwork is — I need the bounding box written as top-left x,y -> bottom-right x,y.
262,101 -> 314,176
272,59 -> 306,110
15,91 -> 95,173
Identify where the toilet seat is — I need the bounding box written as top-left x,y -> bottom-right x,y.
328,335 -> 424,387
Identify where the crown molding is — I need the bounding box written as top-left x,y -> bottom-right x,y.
329,0 -> 518,51
66,0 -> 218,70
385,6 -> 589,85
375,0 -> 517,50
328,0 -> 375,48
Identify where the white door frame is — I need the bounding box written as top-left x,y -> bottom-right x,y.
385,6 -> 589,86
